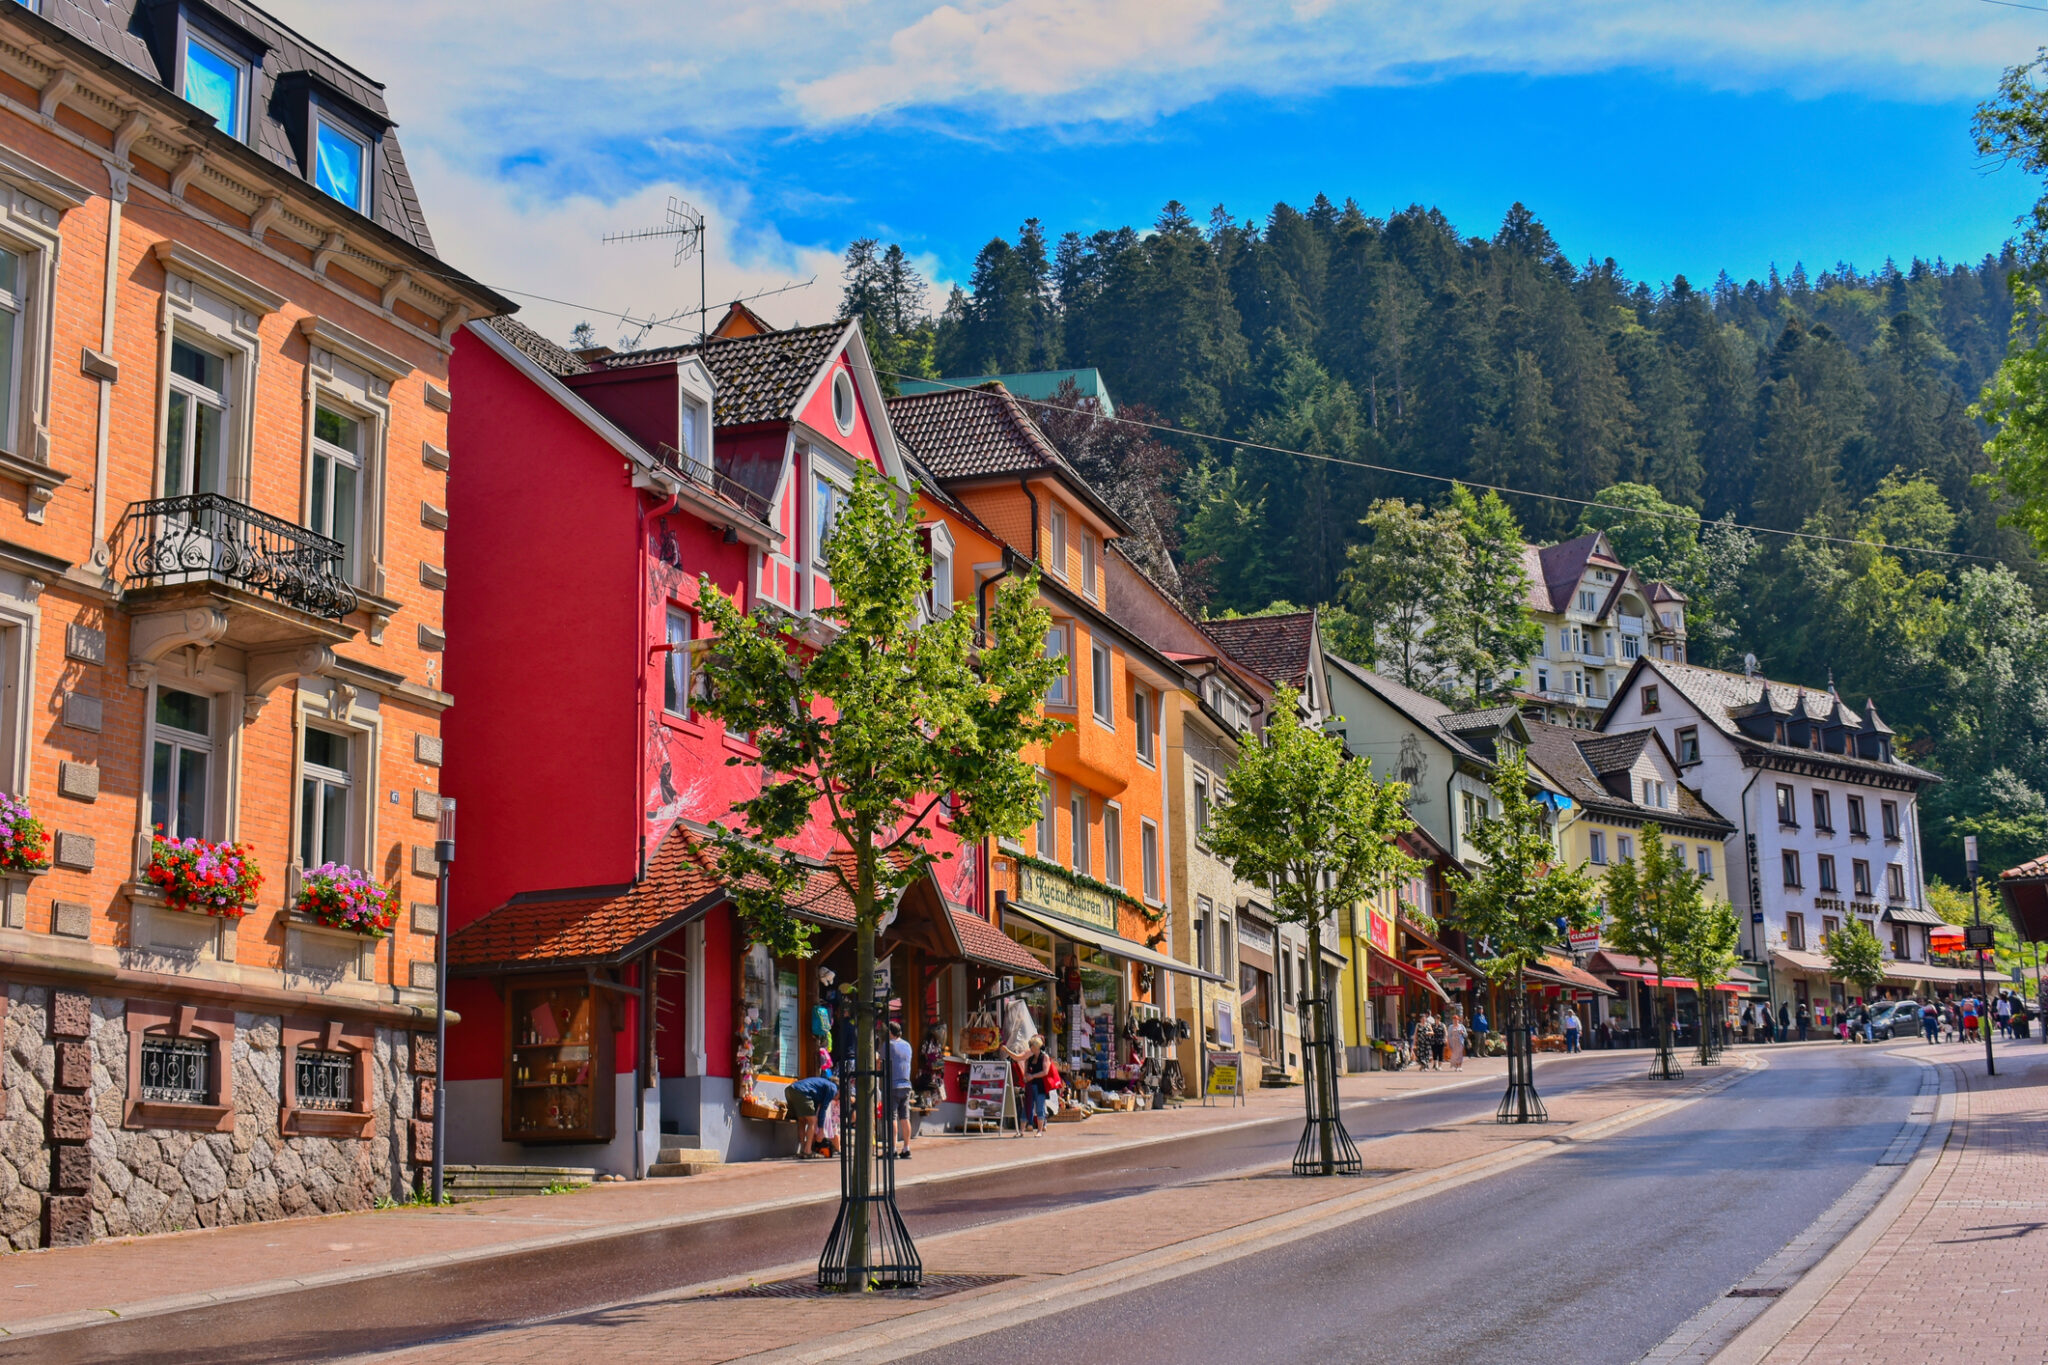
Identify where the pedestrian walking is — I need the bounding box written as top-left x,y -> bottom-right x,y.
1563,1008 -> 1582,1054
886,1021 -> 915,1159
1996,992 -> 2014,1040
1921,999 -> 1939,1044
1796,1001 -> 1810,1042
1962,998 -> 1979,1044
1447,1012 -> 1468,1071
1473,1006 -> 1489,1048
1021,1034 -> 1052,1135
1778,1002 -> 1791,1043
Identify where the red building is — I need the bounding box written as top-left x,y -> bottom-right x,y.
442,312 -> 1032,1174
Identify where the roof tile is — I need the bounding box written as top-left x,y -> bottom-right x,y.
1201,613 -> 1315,687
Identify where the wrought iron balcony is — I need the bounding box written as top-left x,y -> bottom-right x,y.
123,494 -> 359,620
654,443 -> 773,524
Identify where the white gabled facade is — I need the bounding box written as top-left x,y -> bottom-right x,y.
1602,658 -> 1959,1026
1511,532 -> 1689,729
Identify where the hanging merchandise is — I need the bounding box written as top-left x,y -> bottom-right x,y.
962,1007 -> 1000,1057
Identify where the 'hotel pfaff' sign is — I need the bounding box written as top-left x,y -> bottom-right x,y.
1016,862 -> 1118,932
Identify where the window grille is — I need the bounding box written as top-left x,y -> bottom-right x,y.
139,1036 -> 210,1104
295,1048 -> 354,1111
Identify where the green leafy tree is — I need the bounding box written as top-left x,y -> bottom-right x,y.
1667,894 -> 1741,1065
1337,496 -> 1466,691
692,464 -> 1064,1285
1824,919 -> 1889,1010
1202,686 -> 1423,1173
1436,485 -> 1543,707
1453,748 -> 1601,1117
1975,50 -> 2048,556
1601,823 -> 1705,1077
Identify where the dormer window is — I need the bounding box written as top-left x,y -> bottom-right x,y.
182,33 -> 248,139
314,115 -> 369,211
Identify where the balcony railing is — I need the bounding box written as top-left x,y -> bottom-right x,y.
655,443 -> 773,525
124,494 -> 359,620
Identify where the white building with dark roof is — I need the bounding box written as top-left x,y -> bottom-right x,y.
1601,659 -> 1972,1024
1511,531 -> 1689,728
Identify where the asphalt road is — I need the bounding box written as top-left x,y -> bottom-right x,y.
902,1045 -> 1924,1365
8,1052 -> 1657,1364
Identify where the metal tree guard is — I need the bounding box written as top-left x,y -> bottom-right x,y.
1496,971 -> 1547,1123
1649,989 -> 1684,1080
1291,993 -> 1363,1175
817,985 -> 921,1291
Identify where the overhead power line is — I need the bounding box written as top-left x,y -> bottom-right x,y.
380,257 -> 2001,568
875,369 -> 2006,566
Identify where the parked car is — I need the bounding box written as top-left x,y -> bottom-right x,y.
1867,1001 -> 1919,1039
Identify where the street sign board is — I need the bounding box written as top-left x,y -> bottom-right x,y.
963,1060 -> 1013,1133
1206,1052 -> 1243,1098
1568,926 -> 1601,952
1966,924 -> 1996,950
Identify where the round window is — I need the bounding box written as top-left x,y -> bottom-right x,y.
832,370 -> 856,434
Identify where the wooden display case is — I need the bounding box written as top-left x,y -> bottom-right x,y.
503,978 -> 616,1143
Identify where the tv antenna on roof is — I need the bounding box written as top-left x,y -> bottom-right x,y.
604,195 -> 708,340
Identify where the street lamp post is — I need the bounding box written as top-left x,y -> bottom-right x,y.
1965,835 -> 1995,1078
432,798 -> 456,1204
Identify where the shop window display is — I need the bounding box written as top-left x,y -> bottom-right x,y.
504,980 -> 614,1142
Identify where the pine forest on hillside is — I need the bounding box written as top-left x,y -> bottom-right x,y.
831,198 -> 2048,887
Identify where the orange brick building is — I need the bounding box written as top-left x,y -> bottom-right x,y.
0,1 -> 502,1246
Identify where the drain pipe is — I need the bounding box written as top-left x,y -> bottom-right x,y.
1018,477 -> 1040,564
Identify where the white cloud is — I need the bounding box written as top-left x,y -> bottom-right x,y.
262,0 -> 2035,321
404,148 -> 850,344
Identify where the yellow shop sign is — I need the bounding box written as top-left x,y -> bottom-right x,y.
1017,862 -> 1118,932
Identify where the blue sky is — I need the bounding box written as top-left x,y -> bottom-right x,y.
271,1 -> 2046,342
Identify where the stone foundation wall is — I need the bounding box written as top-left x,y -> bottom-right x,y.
0,985 -> 432,1248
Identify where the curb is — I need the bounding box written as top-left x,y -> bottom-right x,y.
0,1058 -> 1589,1341
1705,1050 -> 1957,1364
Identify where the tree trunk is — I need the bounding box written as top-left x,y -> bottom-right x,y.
1305,915 -> 1335,1176
850,863 -> 876,1288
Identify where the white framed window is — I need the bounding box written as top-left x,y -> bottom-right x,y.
1622,636 -> 1640,661
1676,727 -> 1700,766
1140,818 -> 1161,904
831,369 -> 856,435
679,394 -> 711,472
1818,854 -> 1837,892
1195,895 -> 1212,972
1588,831 -> 1607,865
1081,533 -> 1099,599
1618,834 -> 1634,862
811,467 -> 848,568
150,686 -> 215,840
1852,858 -> 1871,898
1812,790 -> 1833,831
0,244 -> 20,456
1670,842 -> 1686,864
1782,850 -> 1802,888
1103,802 -> 1123,887
927,525 -> 954,618
663,608 -> 693,716
1578,589 -> 1596,612
309,404 -> 362,580
1887,863 -> 1905,901
1071,791 -> 1089,875
1049,505 -> 1069,576
1090,640 -> 1113,725
1697,847 -> 1713,878
1881,801 -> 1900,841
165,337 -> 230,497
1536,668 -> 1549,693
312,113 -> 369,212
299,725 -> 354,868
1847,795 -> 1867,837
1035,774 -> 1055,857
182,32 -> 248,140
1044,623 -> 1071,706
1134,687 -> 1155,764
1193,771 -> 1211,837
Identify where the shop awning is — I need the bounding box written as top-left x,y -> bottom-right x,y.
1882,960 -> 1994,986
1882,904 -> 1946,927
1532,954 -> 1619,997
1618,970 -> 1743,994
1772,949 -> 1835,976
1003,901 -> 1227,983
1373,947 -> 1449,1003
1395,917 -> 1486,982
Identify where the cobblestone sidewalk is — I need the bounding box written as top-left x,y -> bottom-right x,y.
0,1050 -> 1534,1336
1748,1039 -> 2048,1364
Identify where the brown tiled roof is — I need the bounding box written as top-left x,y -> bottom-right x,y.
2003,853 -> 2048,883
615,322 -> 849,428
1533,953 -> 1618,996
887,384 -> 1072,482
950,906 -> 1051,977
482,315 -> 589,378
1520,719 -> 1731,834
1202,612 -> 1315,687
449,827 -> 726,971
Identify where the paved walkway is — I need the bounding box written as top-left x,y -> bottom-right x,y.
0,1052 -> 1539,1337
346,1056 -> 1758,1363
1746,1037 -> 2048,1364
